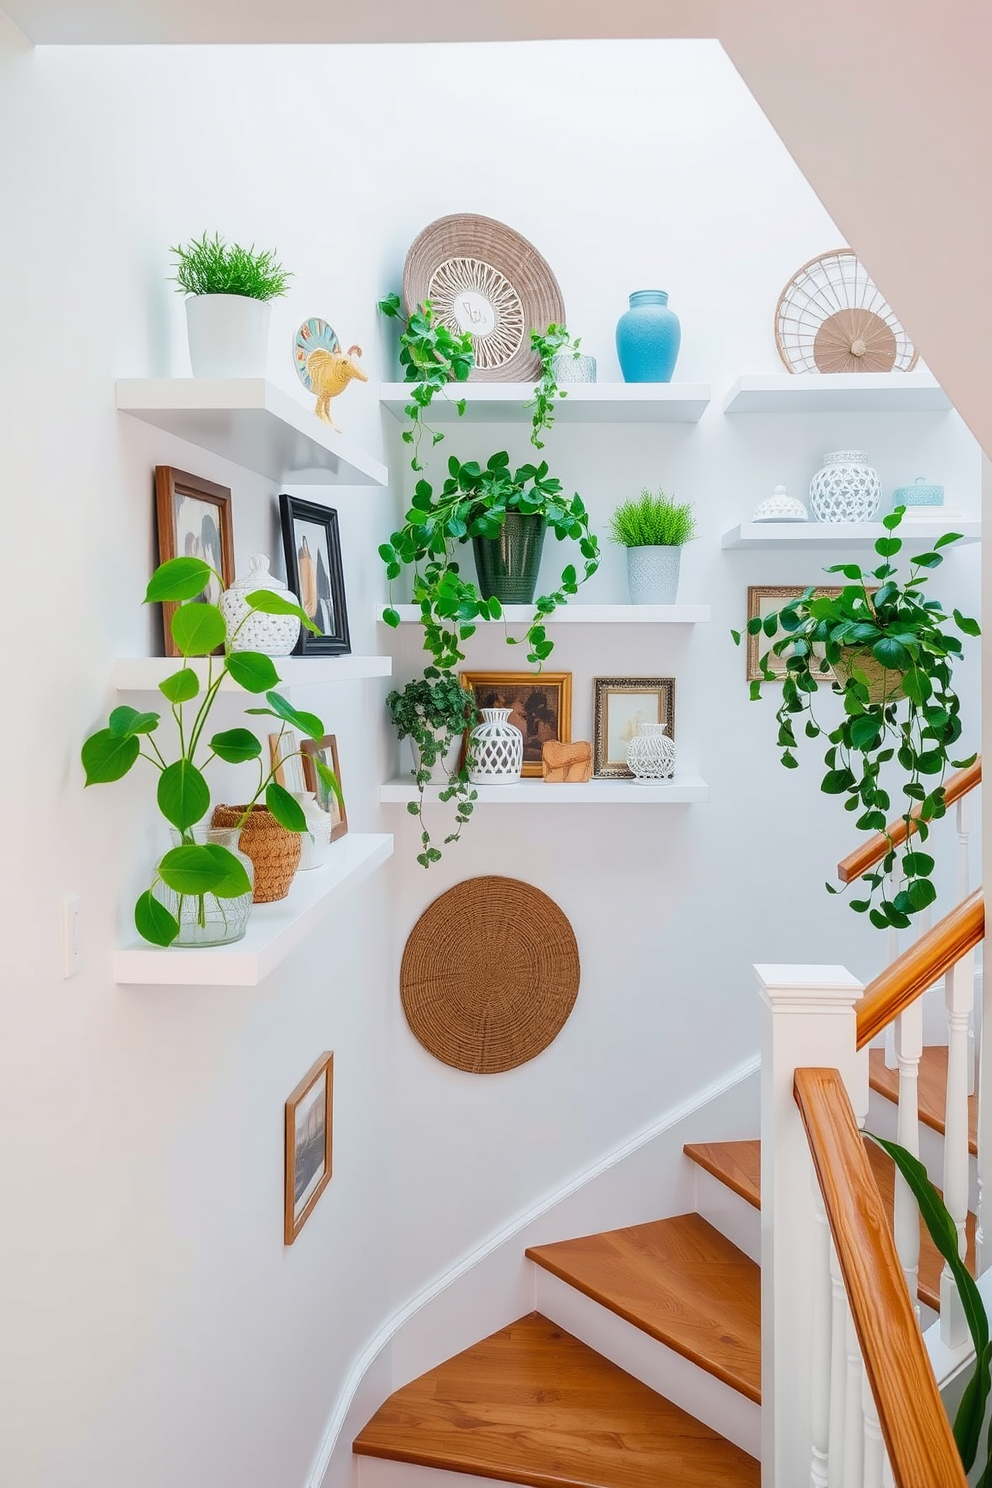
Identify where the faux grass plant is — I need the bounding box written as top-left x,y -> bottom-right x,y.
171,233 -> 292,300
609,489 -> 697,548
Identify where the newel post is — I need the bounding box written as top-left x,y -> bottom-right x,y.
757,963 -> 866,1488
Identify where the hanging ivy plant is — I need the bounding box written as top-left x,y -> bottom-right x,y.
734,507 -> 979,928
386,669 -> 478,869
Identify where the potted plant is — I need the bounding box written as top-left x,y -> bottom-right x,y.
82,554 -> 339,947
377,295 -> 601,672
171,232 -> 292,378
735,507 -> 979,928
608,488 -> 696,604
386,668 -> 478,868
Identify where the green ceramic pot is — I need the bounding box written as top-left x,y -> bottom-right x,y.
472,513 -> 547,605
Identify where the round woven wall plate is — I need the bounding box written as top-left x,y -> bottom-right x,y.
400,876 -> 580,1073
775,248 -> 919,375
403,214 -> 565,383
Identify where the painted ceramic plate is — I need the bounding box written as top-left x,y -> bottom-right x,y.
294,318 -> 341,391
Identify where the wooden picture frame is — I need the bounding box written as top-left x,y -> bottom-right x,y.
268,728 -> 307,794
746,585 -> 845,682
460,671 -> 572,778
593,677 -> 676,779
154,466 -> 235,657
284,1053 -> 333,1244
301,734 -> 348,841
279,494 -> 350,656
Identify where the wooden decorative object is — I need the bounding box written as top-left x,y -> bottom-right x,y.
400,876 -> 580,1073
774,249 -> 919,375
542,740 -> 592,783
284,1052 -> 333,1245
403,213 -> 565,383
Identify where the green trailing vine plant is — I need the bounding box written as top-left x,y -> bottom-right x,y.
377,294 -> 601,673
734,507 -> 979,928
386,669 -> 478,868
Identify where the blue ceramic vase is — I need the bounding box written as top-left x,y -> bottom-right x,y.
615,290 -> 681,382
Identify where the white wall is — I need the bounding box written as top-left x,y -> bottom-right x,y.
0,36 -> 981,1488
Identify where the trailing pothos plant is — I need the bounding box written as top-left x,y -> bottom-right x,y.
386,668 -> 478,868
734,507 -> 979,928
81,556 -> 341,947
377,294 -> 600,671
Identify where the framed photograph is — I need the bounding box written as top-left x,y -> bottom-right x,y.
154,466 -> 235,657
301,734 -> 348,841
279,494 -> 350,656
284,1053 -> 333,1245
268,729 -> 307,794
460,672 -> 572,777
593,677 -> 676,779
746,585 -> 845,682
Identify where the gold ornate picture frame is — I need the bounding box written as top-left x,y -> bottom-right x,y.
593,677 -> 676,779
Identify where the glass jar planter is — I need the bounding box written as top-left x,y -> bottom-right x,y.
151,827 -> 255,948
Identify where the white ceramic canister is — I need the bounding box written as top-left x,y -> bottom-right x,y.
290,791 -> 333,870
219,554 -> 302,655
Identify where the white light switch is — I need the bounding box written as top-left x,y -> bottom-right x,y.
61,894 -> 82,978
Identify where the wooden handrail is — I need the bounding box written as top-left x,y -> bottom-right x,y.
794,1067 -> 968,1488
856,889 -> 984,1049
837,759 -> 982,884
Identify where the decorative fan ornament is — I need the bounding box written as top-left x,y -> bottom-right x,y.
774,250 -> 919,375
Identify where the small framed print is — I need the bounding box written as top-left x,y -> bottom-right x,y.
285,1053 -> 333,1245
279,494 -> 350,656
746,586 -> 845,682
268,729 -> 307,794
301,734 -> 348,842
154,466 -> 235,657
593,677 -> 676,779
459,671 -> 572,777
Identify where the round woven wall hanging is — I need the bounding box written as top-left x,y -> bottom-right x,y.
403,214 -> 565,383
774,249 -> 919,375
400,876 -> 580,1073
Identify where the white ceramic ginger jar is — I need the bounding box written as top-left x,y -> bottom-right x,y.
219,554 -> 302,655
809,451 -> 881,523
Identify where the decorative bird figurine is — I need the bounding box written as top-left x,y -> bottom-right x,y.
293,318 -> 368,431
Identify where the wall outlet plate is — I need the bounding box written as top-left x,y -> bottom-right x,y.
61,893 -> 81,978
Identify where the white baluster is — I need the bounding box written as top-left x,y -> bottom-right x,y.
842,1304 -> 865,1487
862,1367 -> 885,1488
894,1000 -> 923,1312
941,954 -> 973,1346
957,796 -> 977,1097
827,1240 -> 848,1487
979,948 -> 992,1274
809,1180 -> 831,1488
884,920 -> 899,1070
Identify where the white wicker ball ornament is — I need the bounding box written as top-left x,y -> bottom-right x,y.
809,451 -> 881,523
751,485 -> 809,523
467,708 -> 524,785
626,723 -> 677,782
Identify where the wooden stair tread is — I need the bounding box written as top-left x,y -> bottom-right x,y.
526,1214 -> 760,1404
683,1140 -> 760,1208
869,1046 -> 977,1155
353,1312 -> 759,1488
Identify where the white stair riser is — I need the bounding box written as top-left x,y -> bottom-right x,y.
867,1088 -> 977,1211
359,1459 -> 531,1488
532,1267 -> 760,1458
691,1165 -> 761,1263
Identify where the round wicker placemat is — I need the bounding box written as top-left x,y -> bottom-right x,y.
400,876 -> 580,1073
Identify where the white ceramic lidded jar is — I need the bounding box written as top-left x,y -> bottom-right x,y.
809,451 -> 881,523
219,555 -> 302,655
467,709 -> 524,785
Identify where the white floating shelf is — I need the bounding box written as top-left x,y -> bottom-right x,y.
380,776 -> 709,805
380,382 -> 711,424
115,654 -> 391,691
116,834 -> 393,987
116,378 -> 388,486
379,604 -> 710,625
721,520 -> 980,551
723,372 -> 951,415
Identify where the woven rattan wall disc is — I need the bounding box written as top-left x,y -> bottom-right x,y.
400,876 -> 580,1073
774,248 -> 918,375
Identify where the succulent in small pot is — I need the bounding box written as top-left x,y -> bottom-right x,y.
608,489 -> 696,605
171,232 -> 292,378
734,507 -> 979,928
386,669 -> 478,868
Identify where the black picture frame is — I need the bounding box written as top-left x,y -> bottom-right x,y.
279,495 -> 351,656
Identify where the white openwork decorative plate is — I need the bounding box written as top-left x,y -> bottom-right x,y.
403,214 -> 565,382
775,249 -> 919,375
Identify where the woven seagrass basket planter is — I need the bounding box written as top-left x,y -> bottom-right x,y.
832,649 -> 906,707
210,804 -> 301,903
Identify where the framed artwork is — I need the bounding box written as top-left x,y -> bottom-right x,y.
301,734 -> 348,841
268,729 -> 307,794
154,466 -> 235,657
746,585 -> 845,682
593,677 -> 676,779
284,1053 -> 333,1245
279,494 -> 350,656
460,671 -> 572,777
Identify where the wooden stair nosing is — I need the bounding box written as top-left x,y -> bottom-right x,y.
683,1141 -> 760,1209
868,1046 -> 978,1156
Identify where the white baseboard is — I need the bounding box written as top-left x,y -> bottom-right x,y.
359,1460 -> 532,1488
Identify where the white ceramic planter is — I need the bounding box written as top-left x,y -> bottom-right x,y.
409,734 -> 462,785
185,294 -> 271,377
626,546 -> 681,605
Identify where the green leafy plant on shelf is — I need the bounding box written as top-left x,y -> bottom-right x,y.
386,669 -> 479,868
171,232 -> 292,300
377,294 -> 601,672
608,488 -> 697,548
734,507 -> 978,928
81,556 -> 340,947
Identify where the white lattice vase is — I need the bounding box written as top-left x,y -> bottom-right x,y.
467,708 -> 523,785
809,450 -> 881,523
626,722 -> 677,781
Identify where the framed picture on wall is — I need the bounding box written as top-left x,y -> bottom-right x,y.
745,585 -> 846,682
593,677 -> 676,778
301,734 -> 348,841
459,671 -> 572,777
154,467 -> 235,657
268,729 -> 307,794
279,494 -> 350,656
284,1053 -> 333,1245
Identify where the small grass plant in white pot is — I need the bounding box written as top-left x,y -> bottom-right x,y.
608,488 -> 696,605
172,232 -> 292,378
